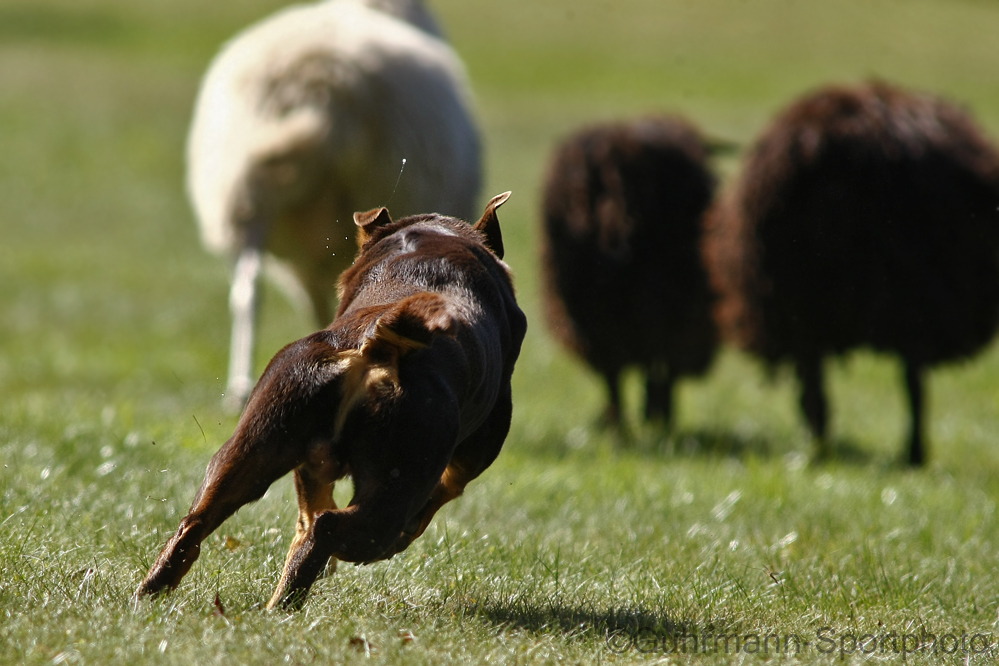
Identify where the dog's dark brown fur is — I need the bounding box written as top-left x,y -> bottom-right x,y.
704,81 -> 999,465
540,116 -> 719,425
136,192 -> 526,609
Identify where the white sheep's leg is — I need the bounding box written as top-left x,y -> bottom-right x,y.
225,247 -> 263,411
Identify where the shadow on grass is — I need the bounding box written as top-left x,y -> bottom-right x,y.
665,430 -> 878,466
654,428 -> 782,460
516,422 -> 884,468
466,598 -> 776,656
468,597 -> 694,640
811,436 -> 884,467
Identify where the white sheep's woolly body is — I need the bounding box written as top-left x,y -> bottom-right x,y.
185,0 -> 482,406
188,0 -> 479,258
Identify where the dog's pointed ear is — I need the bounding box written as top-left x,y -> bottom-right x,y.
360,293 -> 454,362
473,191 -> 511,259
353,207 -> 393,247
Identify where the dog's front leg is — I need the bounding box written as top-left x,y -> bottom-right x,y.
266,490 -> 417,610
390,383 -> 514,556
267,508 -> 349,611
268,386 -> 462,610
389,462 -> 472,556
269,465 -> 339,609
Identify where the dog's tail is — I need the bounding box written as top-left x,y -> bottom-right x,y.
365,292 -> 455,355
335,293 -> 455,430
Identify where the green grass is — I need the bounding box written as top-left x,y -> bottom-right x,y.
3,0 -> 999,663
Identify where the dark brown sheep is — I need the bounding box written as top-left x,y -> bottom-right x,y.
540,116 -> 719,427
705,81 -> 999,465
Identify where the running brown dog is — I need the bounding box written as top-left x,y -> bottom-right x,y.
135,192 -> 526,609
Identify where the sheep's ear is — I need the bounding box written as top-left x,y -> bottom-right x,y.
360,293 -> 454,361
353,207 -> 393,247
473,191 -> 511,259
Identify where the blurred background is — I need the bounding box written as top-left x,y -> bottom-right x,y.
2,0 -> 999,464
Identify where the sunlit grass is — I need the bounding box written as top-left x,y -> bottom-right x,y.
3,0 -> 999,663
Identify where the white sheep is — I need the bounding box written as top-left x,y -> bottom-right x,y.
186,0 -> 482,408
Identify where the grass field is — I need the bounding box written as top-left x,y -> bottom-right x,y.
3,0 -> 999,663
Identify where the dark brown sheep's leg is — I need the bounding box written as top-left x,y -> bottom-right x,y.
645,366 -> 675,426
602,370 -> 622,425
904,360 -> 926,466
795,354 -> 829,457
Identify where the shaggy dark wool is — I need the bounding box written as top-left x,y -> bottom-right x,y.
704,80 -> 999,464
541,115 -> 719,426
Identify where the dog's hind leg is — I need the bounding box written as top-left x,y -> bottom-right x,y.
136,434 -> 302,599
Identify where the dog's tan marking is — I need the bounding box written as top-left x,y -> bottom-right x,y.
331,326 -> 431,437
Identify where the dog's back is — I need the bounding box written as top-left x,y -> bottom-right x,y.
336,210 -> 524,435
